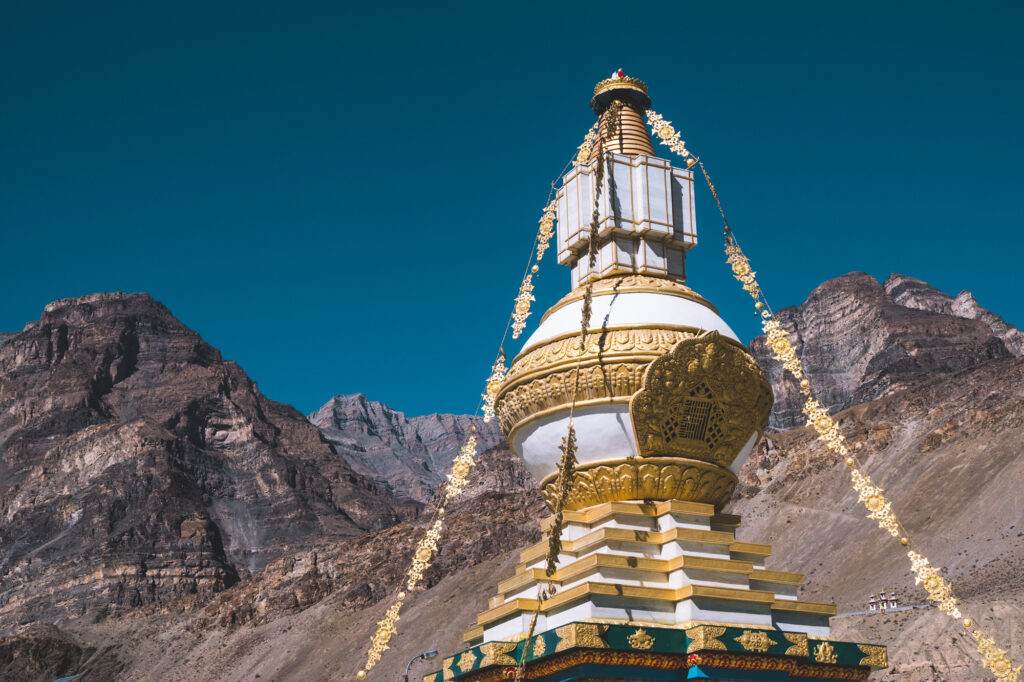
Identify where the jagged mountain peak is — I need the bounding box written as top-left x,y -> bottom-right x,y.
752,271 -> 1019,429
0,293 -> 410,629
309,394 -> 504,503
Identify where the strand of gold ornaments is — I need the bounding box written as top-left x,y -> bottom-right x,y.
489,122 -> 600,411
514,104 -> 622,682
509,121 -> 598,339
356,124 -> 600,679
546,103 -> 619,579
356,430 -> 478,678
722,234 -> 1020,682
648,108 -> 1019,681
644,114 -> 1022,680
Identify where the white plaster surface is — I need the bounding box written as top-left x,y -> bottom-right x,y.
514,403 -> 636,482
480,507 -> 833,644
521,292 -> 738,354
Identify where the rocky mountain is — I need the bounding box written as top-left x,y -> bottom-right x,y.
751,272 -> 1020,430
309,395 -> 504,503
885,273 -> 1024,355
730,354 -> 1024,680
0,293 -> 410,631
0,273 -> 1021,681
9,354 -> 1018,682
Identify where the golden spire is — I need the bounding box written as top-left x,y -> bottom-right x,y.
590,71 -> 655,157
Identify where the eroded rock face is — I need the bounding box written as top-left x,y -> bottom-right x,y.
309,394 -> 504,503
0,293 -> 409,628
751,273 -> 1016,430
885,274 -> 1024,356
730,355 -> 1024,680
197,444 -> 541,629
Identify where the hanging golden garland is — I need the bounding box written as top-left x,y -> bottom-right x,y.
511,270 -> 537,339
574,123 -> 599,168
357,429 -> 479,678
357,122 -> 602,679
645,111 -> 697,167
644,107 -> 1018,680
481,352 -> 508,423
722,237 -> 1020,681
535,201 -> 557,262
513,104 -> 623,682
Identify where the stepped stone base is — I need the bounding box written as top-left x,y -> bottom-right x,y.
464,500 -> 836,646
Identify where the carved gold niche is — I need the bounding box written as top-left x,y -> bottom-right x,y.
630,332 -> 773,468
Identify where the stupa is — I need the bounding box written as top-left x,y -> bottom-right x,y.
425,74 -> 887,682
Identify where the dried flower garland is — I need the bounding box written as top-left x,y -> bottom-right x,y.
514,107 -> 622,682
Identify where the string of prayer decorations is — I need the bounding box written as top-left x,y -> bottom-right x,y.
357,122 -> 600,678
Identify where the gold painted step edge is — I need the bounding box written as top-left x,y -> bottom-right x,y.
518,526 -> 770,566
536,499 -> 738,530
498,553 -> 761,595
476,582 -> 782,628
497,558 -> 803,600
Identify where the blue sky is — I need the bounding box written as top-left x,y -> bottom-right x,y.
2,1 -> 1022,416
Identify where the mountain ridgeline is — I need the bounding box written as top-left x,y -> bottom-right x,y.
0,272 -> 1020,681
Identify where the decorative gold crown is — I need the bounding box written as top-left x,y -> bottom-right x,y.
593,76 -> 649,97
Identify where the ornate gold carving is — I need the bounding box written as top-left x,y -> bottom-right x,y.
735,630 -> 775,653
508,326 -> 699,381
538,457 -> 737,511
646,111 -> 693,160
857,644 -> 888,668
784,632 -> 809,657
686,625 -> 727,653
849,468 -> 900,537
541,276 -> 716,320
627,628 -> 654,650
593,75 -> 648,97
813,641 -> 838,664
422,673 -> 441,682
630,332 -> 772,468
479,642 -> 517,667
907,550 -> 960,618
456,649 -> 478,673
972,629 -> 1022,681
511,273 -> 536,340
496,361 -> 648,437
441,656 -> 456,681
554,623 -> 609,652
532,634 -> 546,657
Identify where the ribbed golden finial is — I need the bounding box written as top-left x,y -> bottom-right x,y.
590,70 -> 655,157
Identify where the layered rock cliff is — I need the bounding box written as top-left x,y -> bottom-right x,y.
730,354 -> 1024,680
0,293 -> 409,629
751,272 -> 1019,430
1,274 -> 1021,681
308,395 -> 504,503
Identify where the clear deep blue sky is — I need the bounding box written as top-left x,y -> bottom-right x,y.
3,2 -> 1022,417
